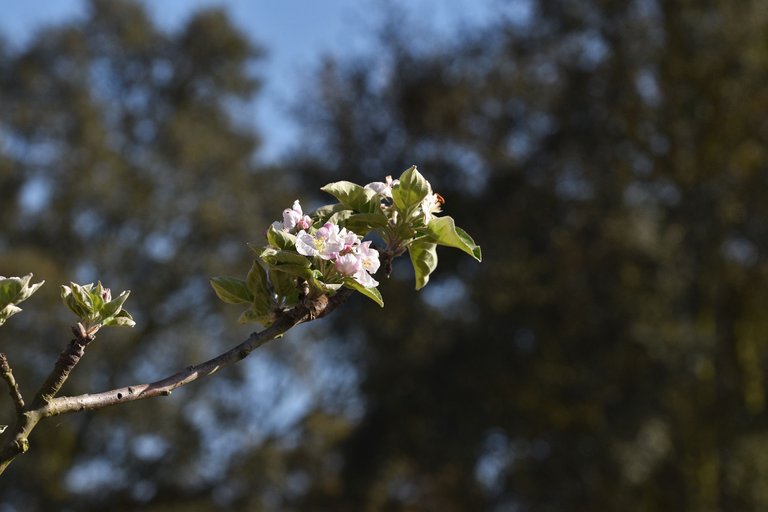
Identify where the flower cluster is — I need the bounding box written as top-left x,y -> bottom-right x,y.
364,174 -> 443,223
211,166 -> 480,324
295,222 -> 380,288
272,200 -> 313,233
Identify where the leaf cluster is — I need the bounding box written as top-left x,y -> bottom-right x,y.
60,282 -> 135,335
210,166 -> 481,326
0,275 -> 44,326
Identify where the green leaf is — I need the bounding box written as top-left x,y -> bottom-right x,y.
238,305 -> 274,326
310,278 -> 343,294
321,181 -> 379,213
392,165 -> 430,210
343,278 -> 384,307
268,264 -> 317,281
0,274 -> 44,324
312,203 -> 349,225
99,290 -> 130,320
14,274 -> 44,303
90,282 -> 107,310
426,216 -> 482,262
326,209 -> 355,226
210,277 -> 253,304
70,282 -> 95,313
61,285 -> 91,318
343,212 -> 389,235
259,248 -> 312,268
246,260 -> 274,313
267,225 -> 297,250
0,279 -> 22,307
269,269 -> 299,307
0,304 -> 22,326
102,310 -> 136,328
246,260 -> 270,297
409,241 -> 439,290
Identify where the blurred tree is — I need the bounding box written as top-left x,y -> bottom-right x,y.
282,0 -> 768,511
0,0 -> 312,509
4,0 -> 768,511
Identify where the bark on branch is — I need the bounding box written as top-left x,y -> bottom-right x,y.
0,353 -> 25,414
0,287 -> 353,476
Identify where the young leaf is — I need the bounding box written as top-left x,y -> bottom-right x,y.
343,212 -> 389,235
0,304 -> 22,326
238,305 -> 274,326
99,290 -> 130,320
269,269 -> 299,307
267,264 -> 316,281
321,181 -> 379,213
266,225 -> 297,250
259,248 -> 312,268
326,209 -> 354,226
0,274 -> 44,325
392,165 -> 430,210
14,274 -> 45,303
343,277 -> 384,307
70,282 -> 95,312
246,260 -> 274,313
312,203 -> 349,225
246,260 -> 270,297
409,241 -> 438,290
102,310 -> 136,328
61,285 -> 91,318
426,216 -> 482,262
210,277 -> 253,304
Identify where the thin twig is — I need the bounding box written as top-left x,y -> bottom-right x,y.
0,354 -> 25,413
0,287 -> 354,476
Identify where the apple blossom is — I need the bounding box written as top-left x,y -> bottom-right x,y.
358,241 -> 380,275
364,175 -> 399,198
353,267 -> 379,288
273,200 -> 312,232
420,191 -> 444,224
335,253 -> 362,276
296,222 -> 345,260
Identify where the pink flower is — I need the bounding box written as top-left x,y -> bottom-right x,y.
357,241 -> 380,275
296,222 -> 345,260
274,200 -> 313,232
364,175 -> 400,198
335,253 -> 361,276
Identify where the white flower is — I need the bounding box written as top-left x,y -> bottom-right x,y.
274,200 -> 313,232
353,268 -> 379,288
357,241 -> 380,275
296,222 -> 344,260
334,253 -> 361,276
420,191 -> 444,224
364,175 -> 400,198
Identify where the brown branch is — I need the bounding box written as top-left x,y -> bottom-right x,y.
42,288 -> 352,418
0,287 -> 353,476
30,327 -> 94,409
0,354 -> 25,413
42,313 -> 297,417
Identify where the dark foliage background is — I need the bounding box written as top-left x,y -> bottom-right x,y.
2,0 -> 768,510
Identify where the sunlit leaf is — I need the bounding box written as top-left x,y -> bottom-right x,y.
392,165 -> 430,211
343,277 -> 384,307
210,277 -> 253,304
426,216 -> 482,262
409,241 -> 438,290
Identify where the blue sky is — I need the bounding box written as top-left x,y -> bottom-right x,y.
0,0 -> 496,160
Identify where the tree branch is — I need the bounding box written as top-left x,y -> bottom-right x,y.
0,287 -> 353,476
0,354 -> 25,414
30,327 -> 93,409
42,313 -> 297,417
